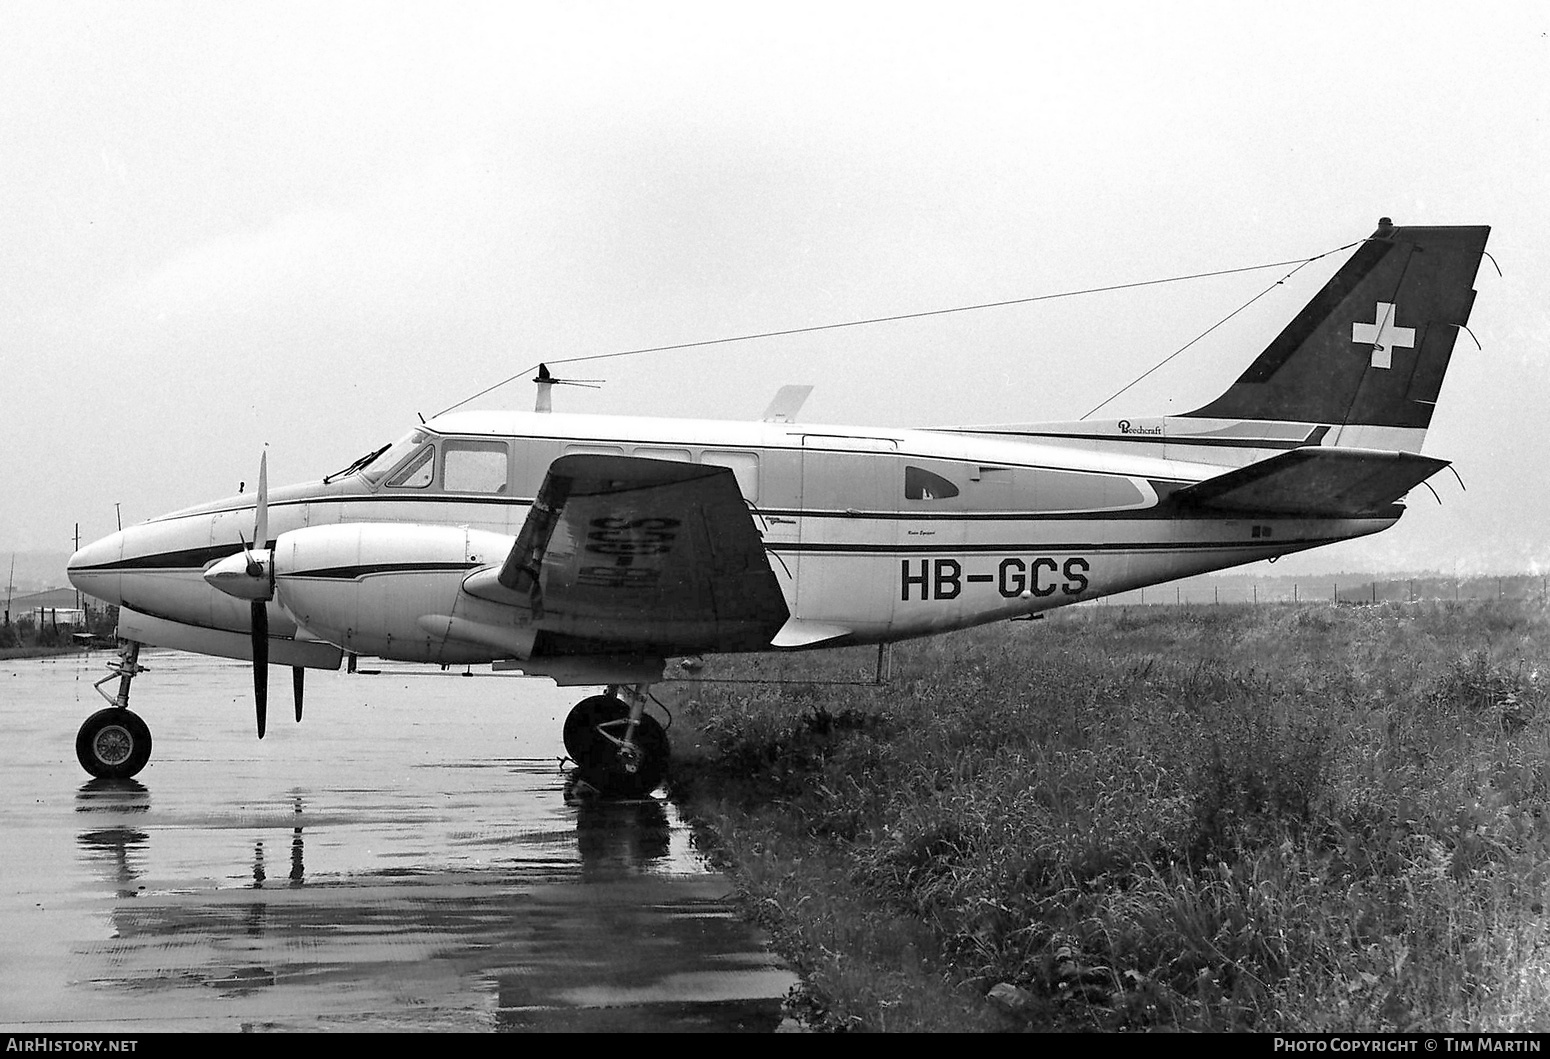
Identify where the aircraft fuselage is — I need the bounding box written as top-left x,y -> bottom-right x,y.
68,408 -> 1395,670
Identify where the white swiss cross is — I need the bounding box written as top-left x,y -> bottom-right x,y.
1351,301 -> 1415,370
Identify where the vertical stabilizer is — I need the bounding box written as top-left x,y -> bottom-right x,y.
1184,220 -> 1489,444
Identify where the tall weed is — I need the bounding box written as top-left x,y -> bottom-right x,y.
673,600 -> 1550,1030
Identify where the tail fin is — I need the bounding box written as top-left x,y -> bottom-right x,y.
1184,220 -> 1489,445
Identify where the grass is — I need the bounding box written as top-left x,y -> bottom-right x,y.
0,644 -> 87,660
665,600 -> 1550,1031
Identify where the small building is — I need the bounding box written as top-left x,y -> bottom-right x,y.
28,606 -> 86,628
6,588 -> 90,628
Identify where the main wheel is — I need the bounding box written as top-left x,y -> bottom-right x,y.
563,696 -> 669,799
76,708 -> 153,780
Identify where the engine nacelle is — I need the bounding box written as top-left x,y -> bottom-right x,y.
273,523 -> 518,663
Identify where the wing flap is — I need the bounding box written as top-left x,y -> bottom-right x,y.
468,454 -> 788,653
1173,446 -> 1449,517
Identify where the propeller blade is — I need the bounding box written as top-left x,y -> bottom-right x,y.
255,451 -> 268,549
293,666 -> 304,723
252,600 -> 268,739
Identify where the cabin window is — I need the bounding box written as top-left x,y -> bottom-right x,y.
385,445 -> 435,489
700,450 -> 759,501
905,466 -> 960,501
563,444 -> 626,458
442,440 -> 510,494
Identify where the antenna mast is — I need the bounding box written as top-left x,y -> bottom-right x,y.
532,363 -> 602,413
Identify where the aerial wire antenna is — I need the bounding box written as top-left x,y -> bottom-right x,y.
433,244 -> 1359,419
1078,241 -> 1360,420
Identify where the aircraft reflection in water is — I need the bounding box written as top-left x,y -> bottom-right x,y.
66,220 -> 1491,796
568,780 -> 674,875
249,796 -> 308,890
76,779 -> 151,900
66,777 -> 790,1028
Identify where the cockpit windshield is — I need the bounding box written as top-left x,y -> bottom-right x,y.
357,429 -> 431,484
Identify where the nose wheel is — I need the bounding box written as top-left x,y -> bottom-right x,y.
76,639 -> 153,780
77,708 -> 152,780
562,688 -> 669,798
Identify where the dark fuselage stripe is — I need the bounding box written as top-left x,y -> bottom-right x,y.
289,562 -> 481,580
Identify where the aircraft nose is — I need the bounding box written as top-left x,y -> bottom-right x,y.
68,531 -> 126,606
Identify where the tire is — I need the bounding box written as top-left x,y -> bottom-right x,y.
563,696 -> 669,798
76,708 -> 153,780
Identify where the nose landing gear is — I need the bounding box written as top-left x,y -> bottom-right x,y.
77,641 -> 153,780
562,684 -> 668,799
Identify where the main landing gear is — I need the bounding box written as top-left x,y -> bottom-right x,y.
562,684 -> 668,799
77,641 -> 153,780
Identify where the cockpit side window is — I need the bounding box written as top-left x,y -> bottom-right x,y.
905,466 -> 960,501
442,440 -> 510,494
385,444 -> 435,489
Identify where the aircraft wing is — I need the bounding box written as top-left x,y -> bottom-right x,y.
464,454 -> 788,653
1172,446 -> 1449,517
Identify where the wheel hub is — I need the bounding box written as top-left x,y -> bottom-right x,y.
93,725 -> 134,766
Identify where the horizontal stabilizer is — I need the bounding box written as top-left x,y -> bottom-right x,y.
1173,447 -> 1449,517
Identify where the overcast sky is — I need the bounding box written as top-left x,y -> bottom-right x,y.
3,1 -> 1546,578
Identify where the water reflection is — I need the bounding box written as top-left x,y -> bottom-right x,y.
289,793 -> 306,886
10,653 -> 797,1029
75,780 -> 152,898
77,827 -> 148,898
74,777 -> 150,812
571,794 -> 673,875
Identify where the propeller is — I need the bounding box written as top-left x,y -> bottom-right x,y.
203,453 -> 274,738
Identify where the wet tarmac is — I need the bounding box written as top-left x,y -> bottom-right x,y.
0,651 -> 798,1032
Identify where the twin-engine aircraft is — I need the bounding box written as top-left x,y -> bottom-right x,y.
68,219 -> 1490,795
